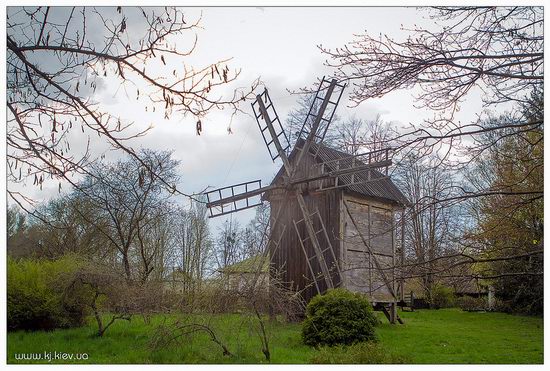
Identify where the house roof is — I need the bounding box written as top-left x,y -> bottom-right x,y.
218,255 -> 269,274
269,139 -> 409,207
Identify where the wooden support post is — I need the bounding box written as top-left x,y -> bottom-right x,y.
390,303 -> 397,324
400,208 -> 406,302
380,305 -> 391,323
368,204 -> 372,296
391,208 -> 396,304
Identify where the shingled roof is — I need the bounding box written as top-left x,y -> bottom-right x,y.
270,139 -> 409,207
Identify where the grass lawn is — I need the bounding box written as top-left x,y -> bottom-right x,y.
7,309 -> 543,364
377,309 -> 543,364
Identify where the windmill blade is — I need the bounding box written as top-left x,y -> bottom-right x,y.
314,147 -> 393,175
293,77 -> 345,173
291,157 -> 392,188
296,77 -> 345,144
205,180 -> 280,218
305,147 -> 393,191
252,88 -> 293,176
282,147 -> 392,193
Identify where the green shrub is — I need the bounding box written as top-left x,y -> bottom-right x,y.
7,255 -> 87,331
456,296 -> 487,312
302,288 -> 379,347
310,341 -> 409,364
430,284 -> 456,309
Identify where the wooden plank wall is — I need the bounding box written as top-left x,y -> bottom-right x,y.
341,194 -> 396,302
268,152 -> 342,303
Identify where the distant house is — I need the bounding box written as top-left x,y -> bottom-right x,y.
218,255 -> 269,292
452,278 -> 490,299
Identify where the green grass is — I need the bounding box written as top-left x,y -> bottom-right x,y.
377,309 -> 543,364
7,309 -> 543,364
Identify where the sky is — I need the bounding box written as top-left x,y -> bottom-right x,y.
8,6 -> 486,230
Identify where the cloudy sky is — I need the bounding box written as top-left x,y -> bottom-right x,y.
9,6 -> 485,229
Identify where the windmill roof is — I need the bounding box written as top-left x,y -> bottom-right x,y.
269,139 -> 409,207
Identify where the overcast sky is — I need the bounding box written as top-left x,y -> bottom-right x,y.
8,6 -> 486,229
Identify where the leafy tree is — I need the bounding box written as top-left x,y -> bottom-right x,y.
465,89 -> 543,314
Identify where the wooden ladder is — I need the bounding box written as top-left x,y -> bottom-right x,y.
293,206 -> 341,295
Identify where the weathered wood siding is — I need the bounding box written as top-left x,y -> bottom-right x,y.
341,193 -> 396,302
267,150 -> 398,304
268,151 -> 342,304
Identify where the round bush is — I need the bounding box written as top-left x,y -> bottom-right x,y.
302,288 -> 379,347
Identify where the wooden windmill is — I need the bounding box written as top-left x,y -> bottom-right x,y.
205,77 -> 408,323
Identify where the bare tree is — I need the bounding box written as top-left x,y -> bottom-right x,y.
67,266 -> 132,337
71,149 -> 179,282
320,7 -> 543,291
238,203 -> 270,259
171,200 -> 213,293
321,6 -> 543,173
138,207 -> 176,282
150,317 -> 233,357
335,114 -> 396,156
7,6 -> 259,209
214,218 -> 246,271
67,260 -> 171,336
396,155 -> 459,300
